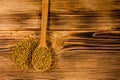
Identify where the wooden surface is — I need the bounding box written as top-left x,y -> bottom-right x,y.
0,0 -> 120,80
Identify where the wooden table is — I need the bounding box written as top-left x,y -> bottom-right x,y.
0,0 -> 120,80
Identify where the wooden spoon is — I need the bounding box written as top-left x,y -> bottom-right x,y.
32,0 -> 52,71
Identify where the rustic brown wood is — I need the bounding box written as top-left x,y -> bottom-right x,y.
0,0 -> 120,80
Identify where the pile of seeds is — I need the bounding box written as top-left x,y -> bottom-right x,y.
9,38 -> 39,70
9,32 -> 56,71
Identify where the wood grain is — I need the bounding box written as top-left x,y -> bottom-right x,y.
0,0 -> 120,80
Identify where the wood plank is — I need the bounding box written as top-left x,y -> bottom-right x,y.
0,0 -> 120,80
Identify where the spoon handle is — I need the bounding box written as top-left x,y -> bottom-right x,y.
39,0 -> 49,47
